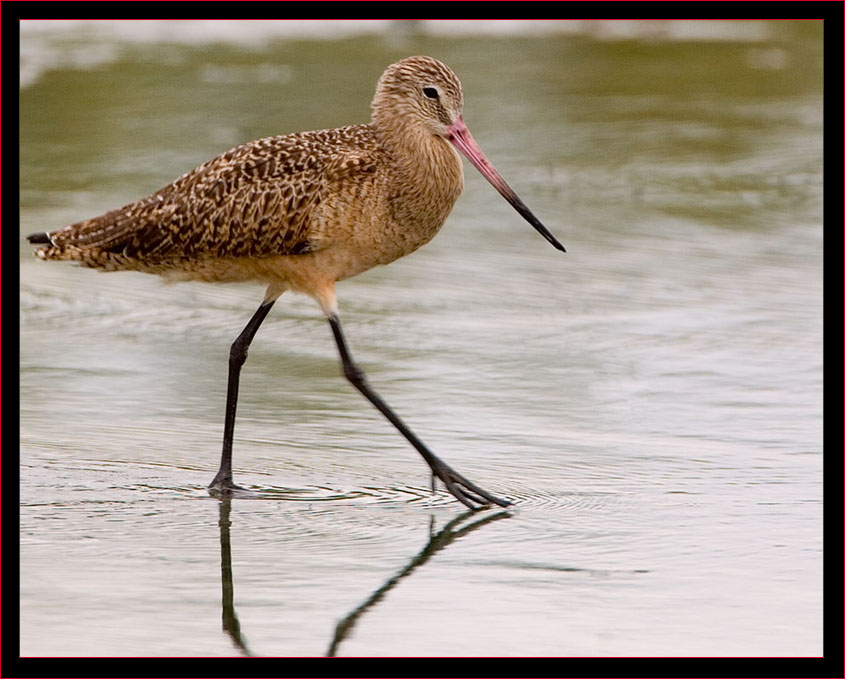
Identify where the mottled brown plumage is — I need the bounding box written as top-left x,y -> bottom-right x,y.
27,56 -> 564,510
40,127 -> 375,267
30,56 -> 471,312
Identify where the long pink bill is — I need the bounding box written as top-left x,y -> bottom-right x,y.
446,117 -> 565,252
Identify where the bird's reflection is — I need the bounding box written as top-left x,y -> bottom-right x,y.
217,497 -> 253,656
325,509 -> 511,657
216,499 -> 510,657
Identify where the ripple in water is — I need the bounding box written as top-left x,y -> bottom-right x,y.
207,481 -> 465,506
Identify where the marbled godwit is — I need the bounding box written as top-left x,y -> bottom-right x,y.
27,56 -> 564,509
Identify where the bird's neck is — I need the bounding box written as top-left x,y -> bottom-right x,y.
371,117 -> 465,218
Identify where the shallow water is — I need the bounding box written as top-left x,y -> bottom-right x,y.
19,20 -> 823,657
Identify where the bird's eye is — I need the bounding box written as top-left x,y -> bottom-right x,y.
422,87 -> 439,99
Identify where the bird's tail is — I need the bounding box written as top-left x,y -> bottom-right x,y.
26,231 -> 61,262
25,205 -> 146,269
26,231 -> 52,244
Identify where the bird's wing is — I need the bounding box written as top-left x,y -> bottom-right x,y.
47,125 -> 379,262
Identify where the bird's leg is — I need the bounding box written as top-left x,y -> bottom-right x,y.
327,314 -> 510,510
209,300 -> 276,492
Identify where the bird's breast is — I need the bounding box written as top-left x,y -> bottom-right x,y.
382,135 -> 465,255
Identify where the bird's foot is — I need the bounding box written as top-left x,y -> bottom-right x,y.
208,471 -> 250,496
429,458 -> 511,510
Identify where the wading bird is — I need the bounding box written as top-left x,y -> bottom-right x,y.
27,56 -> 565,509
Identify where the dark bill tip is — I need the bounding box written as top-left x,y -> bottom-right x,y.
504,191 -> 566,252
